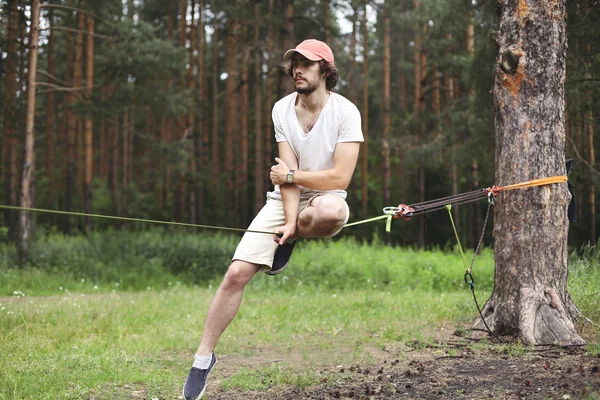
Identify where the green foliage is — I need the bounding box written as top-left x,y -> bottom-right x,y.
567,244 -> 600,353
0,230 -> 495,295
0,230 -> 238,294
250,236 -> 495,292
0,233 -> 599,398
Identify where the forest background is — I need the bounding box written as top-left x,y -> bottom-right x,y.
0,0 -> 598,251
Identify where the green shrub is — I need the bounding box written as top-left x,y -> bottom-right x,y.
250,237 -> 495,292
1,229 -> 598,300
0,229 -> 238,294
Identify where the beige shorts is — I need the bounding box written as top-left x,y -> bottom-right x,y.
232,194 -> 350,271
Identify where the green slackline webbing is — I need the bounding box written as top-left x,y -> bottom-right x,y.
445,204 -> 469,272
0,204 -> 394,235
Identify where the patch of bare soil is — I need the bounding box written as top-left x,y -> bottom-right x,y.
208,340 -> 600,400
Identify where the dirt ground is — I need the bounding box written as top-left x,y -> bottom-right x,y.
206,334 -> 600,400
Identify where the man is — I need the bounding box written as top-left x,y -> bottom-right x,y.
183,39 -> 363,400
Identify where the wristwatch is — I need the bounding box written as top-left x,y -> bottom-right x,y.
286,170 -> 296,184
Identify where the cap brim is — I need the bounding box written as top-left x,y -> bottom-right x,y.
283,49 -> 321,61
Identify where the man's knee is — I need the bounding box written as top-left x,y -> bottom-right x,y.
221,261 -> 258,290
311,198 -> 347,235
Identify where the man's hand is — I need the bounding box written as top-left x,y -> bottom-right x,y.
270,157 -> 290,186
274,222 -> 296,245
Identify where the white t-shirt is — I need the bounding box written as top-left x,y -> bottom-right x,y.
268,91 -> 364,201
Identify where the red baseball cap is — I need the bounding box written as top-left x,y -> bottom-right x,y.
283,39 -> 334,64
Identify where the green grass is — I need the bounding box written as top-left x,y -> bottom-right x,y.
0,231 -> 496,295
0,232 -> 599,398
0,285 -> 479,399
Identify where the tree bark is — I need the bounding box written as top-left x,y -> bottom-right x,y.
64,12 -> 85,234
263,0 -> 275,210
253,3 -> 265,215
466,11 -> 481,247
188,0 -> 197,224
382,0 -> 391,219
197,0 -> 207,222
444,54 -> 458,230
122,109 -> 129,218
239,23 -> 250,224
17,0 -> 40,267
279,0 -> 294,97
323,0 -> 331,43
413,0 -> 425,248
224,17 -> 239,226
361,2 -> 369,221
2,0 -> 19,240
347,3 -> 359,216
46,8 -> 56,211
479,0 -> 584,346
84,15 -> 95,232
210,28 -> 220,200
110,114 -> 120,223
59,2 -> 74,221
584,42 -> 595,245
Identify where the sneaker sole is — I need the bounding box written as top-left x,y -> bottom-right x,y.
265,264 -> 289,275
182,386 -> 206,400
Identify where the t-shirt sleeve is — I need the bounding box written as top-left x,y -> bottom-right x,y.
272,104 -> 287,142
338,104 -> 364,143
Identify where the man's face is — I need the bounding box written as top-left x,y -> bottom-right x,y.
291,54 -> 321,94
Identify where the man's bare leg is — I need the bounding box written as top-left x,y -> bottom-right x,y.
296,195 -> 347,238
196,260 -> 261,356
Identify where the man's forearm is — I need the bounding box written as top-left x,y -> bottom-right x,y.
291,169 -> 351,191
280,183 -> 301,225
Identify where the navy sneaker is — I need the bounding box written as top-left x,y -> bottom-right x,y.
266,240 -> 297,276
183,353 -> 217,400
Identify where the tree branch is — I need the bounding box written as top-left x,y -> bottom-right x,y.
40,4 -> 114,25
37,69 -> 66,85
566,136 -> 600,181
42,26 -> 114,40
35,82 -> 85,101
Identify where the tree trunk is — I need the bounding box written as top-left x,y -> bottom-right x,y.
188,0 -> 197,224
64,12 -> 85,234
279,0 -> 294,97
361,2 -> 369,220
382,0 -> 391,219
110,116 -> 120,223
224,17 -> 238,226
479,0 -> 584,346
239,25 -> 250,224
197,0 -> 207,222
584,105 -> 595,245
46,8 -> 56,210
323,0 -> 331,43
584,42 -> 595,245
144,105 -> 152,192
59,6 -> 74,212
413,0 -> 425,248
253,3 -> 265,215
2,0 -> 20,240
466,12 -> 481,247
397,26 -> 406,200
84,15 -> 95,232
444,62 -> 458,231
263,0 -> 275,210
210,28 -> 220,200
347,4 -> 359,216
17,0 -> 40,267
122,110 -> 129,218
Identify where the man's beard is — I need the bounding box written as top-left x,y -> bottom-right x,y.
295,80 -> 318,94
